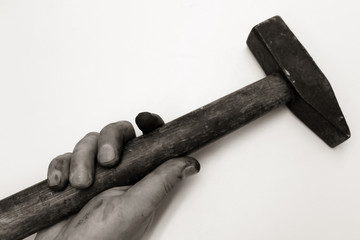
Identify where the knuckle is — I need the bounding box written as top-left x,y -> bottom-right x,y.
61,152 -> 72,158
52,157 -> 65,170
49,153 -> 69,169
103,122 -> 117,129
100,121 -> 135,140
52,152 -> 72,162
105,120 -> 133,130
48,157 -> 58,168
84,132 -> 99,139
75,132 -> 99,149
120,120 -> 133,128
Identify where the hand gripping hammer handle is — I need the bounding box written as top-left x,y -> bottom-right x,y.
0,74 -> 292,239
0,15 -> 351,239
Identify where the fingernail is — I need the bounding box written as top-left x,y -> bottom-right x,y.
98,144 -> 116,166
48,170 -> 62,187
182,159 -> 200,179
70,169 -> 93,189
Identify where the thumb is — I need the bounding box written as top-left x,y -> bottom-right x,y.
121,156 -> 200,218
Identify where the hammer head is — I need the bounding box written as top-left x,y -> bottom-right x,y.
247,16 -> 350,147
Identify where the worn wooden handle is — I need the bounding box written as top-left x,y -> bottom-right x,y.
0,74 -> 293,240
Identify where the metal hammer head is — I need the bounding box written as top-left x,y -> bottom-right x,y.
247,16 -> 350,147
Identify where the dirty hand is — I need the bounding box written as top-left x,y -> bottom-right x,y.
35,113 -> 200,240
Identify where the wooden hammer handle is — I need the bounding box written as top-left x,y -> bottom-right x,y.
0,74 -> 292,240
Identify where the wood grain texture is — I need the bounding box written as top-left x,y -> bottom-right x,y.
0,74 -> 293,240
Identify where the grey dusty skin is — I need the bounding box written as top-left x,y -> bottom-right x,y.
0,16 -> 350,240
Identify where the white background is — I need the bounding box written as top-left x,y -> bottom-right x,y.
1,1 -> 359,239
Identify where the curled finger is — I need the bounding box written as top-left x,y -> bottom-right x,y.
97,121 -> 135,167
47,152 -> 71,191
70,132 -> 99,189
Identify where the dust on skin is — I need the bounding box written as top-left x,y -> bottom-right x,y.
74,199 -> 104,227
102,201 -> 115,221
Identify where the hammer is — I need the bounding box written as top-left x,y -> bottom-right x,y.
0,16 -> 350,240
